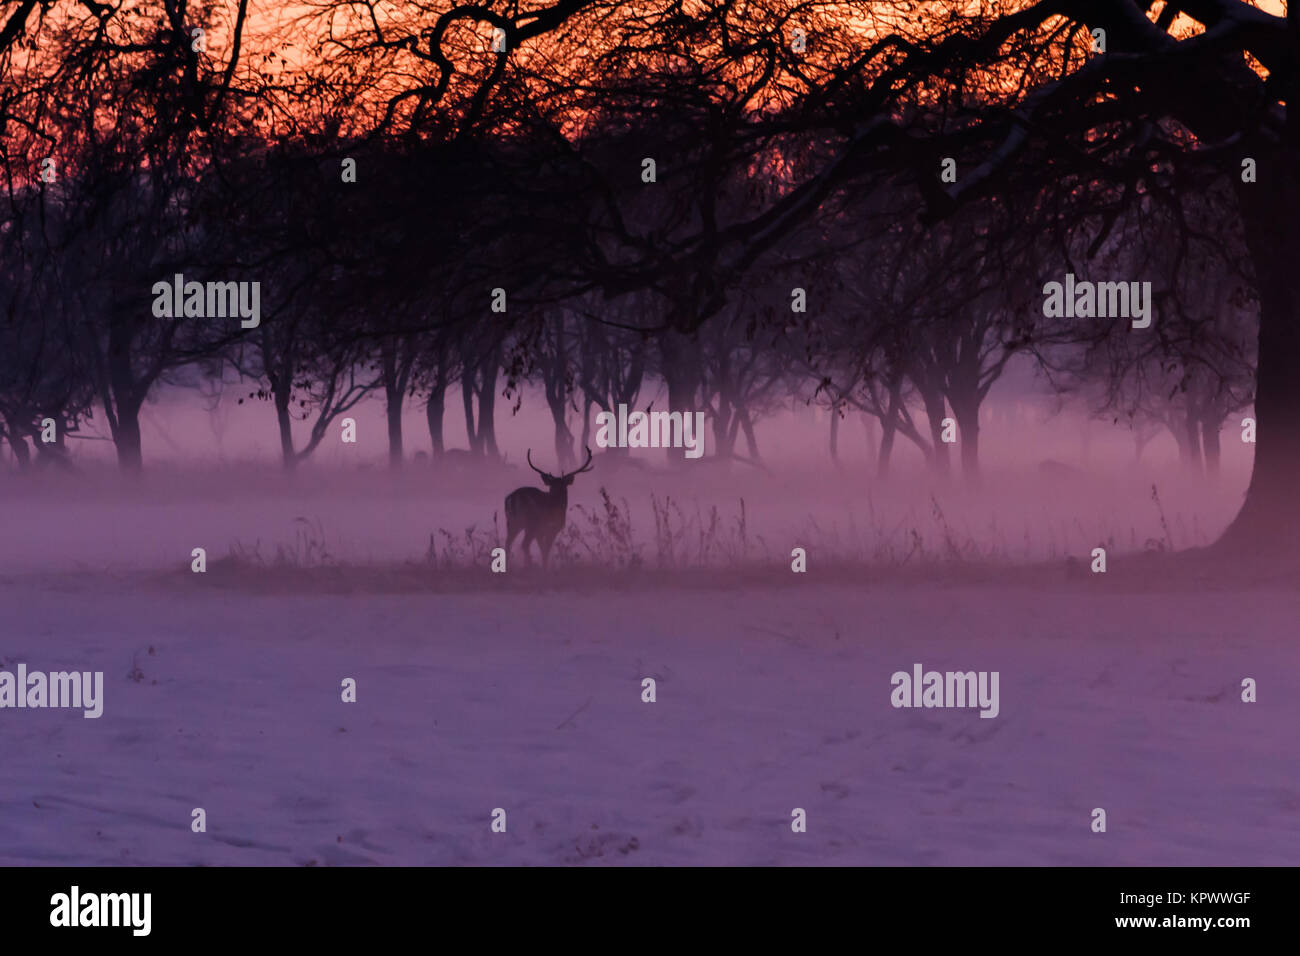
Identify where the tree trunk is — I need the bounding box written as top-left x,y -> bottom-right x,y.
1135,429 -> 1151,466
878,418 -> 896,478
106,328 -> 146,475
6,428 -> 31,470
35,420 -> 76,472
921,388 -> 950,476
1183,410 -> 1204,475
878,380 -> 905,478
114,408 -> 144,475
426,390 -> 445,458
381,338 -> 406,470
1201,415 -> 1223,479
543,320 -> 576,471
1218,150 -> 1300,554
544,374 -> 575,470
738,406 -> 760,462
461,373 -> 479,455
386,396 -> 403,470
553,412 -> 575,469
660,331 -> 700,465
274,387 -> 296,473
711,393 -> 735,459
829,407 -> 840,465
579,396 -> 593,452
950,396 -> 981,483
476,353 -> 500,460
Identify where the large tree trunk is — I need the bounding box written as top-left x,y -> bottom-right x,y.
105,325 -> 146,475
113,408 -> 144,475
660,331 -> 700,465
1218,155 -> 1300,555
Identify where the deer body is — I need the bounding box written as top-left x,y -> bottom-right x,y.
504,446 -> 593,567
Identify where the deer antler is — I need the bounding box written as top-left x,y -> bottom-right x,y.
526,449 -> 553,480
565,445 -> 595,477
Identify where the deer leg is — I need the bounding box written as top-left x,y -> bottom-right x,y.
521,533 -> 535,566
540,535 -> 554,569
506,524 -> 520,558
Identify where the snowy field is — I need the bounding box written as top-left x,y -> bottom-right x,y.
2,564 -> 1297,866
0,454 -> 1294,866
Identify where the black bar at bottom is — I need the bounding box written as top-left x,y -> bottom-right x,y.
3,866 -> 1278,943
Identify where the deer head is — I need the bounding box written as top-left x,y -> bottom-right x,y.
526,445 -> 594,490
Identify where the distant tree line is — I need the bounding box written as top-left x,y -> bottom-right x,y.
0,2 -> 1259,498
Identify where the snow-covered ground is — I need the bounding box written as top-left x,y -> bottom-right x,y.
2,568 -> 1296,866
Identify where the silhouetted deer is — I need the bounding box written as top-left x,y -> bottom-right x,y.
504,446 -> 594,567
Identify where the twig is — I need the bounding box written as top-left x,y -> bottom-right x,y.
556,696 -> 593,730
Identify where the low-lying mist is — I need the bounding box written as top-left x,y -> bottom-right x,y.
0,391 -> 1252,581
